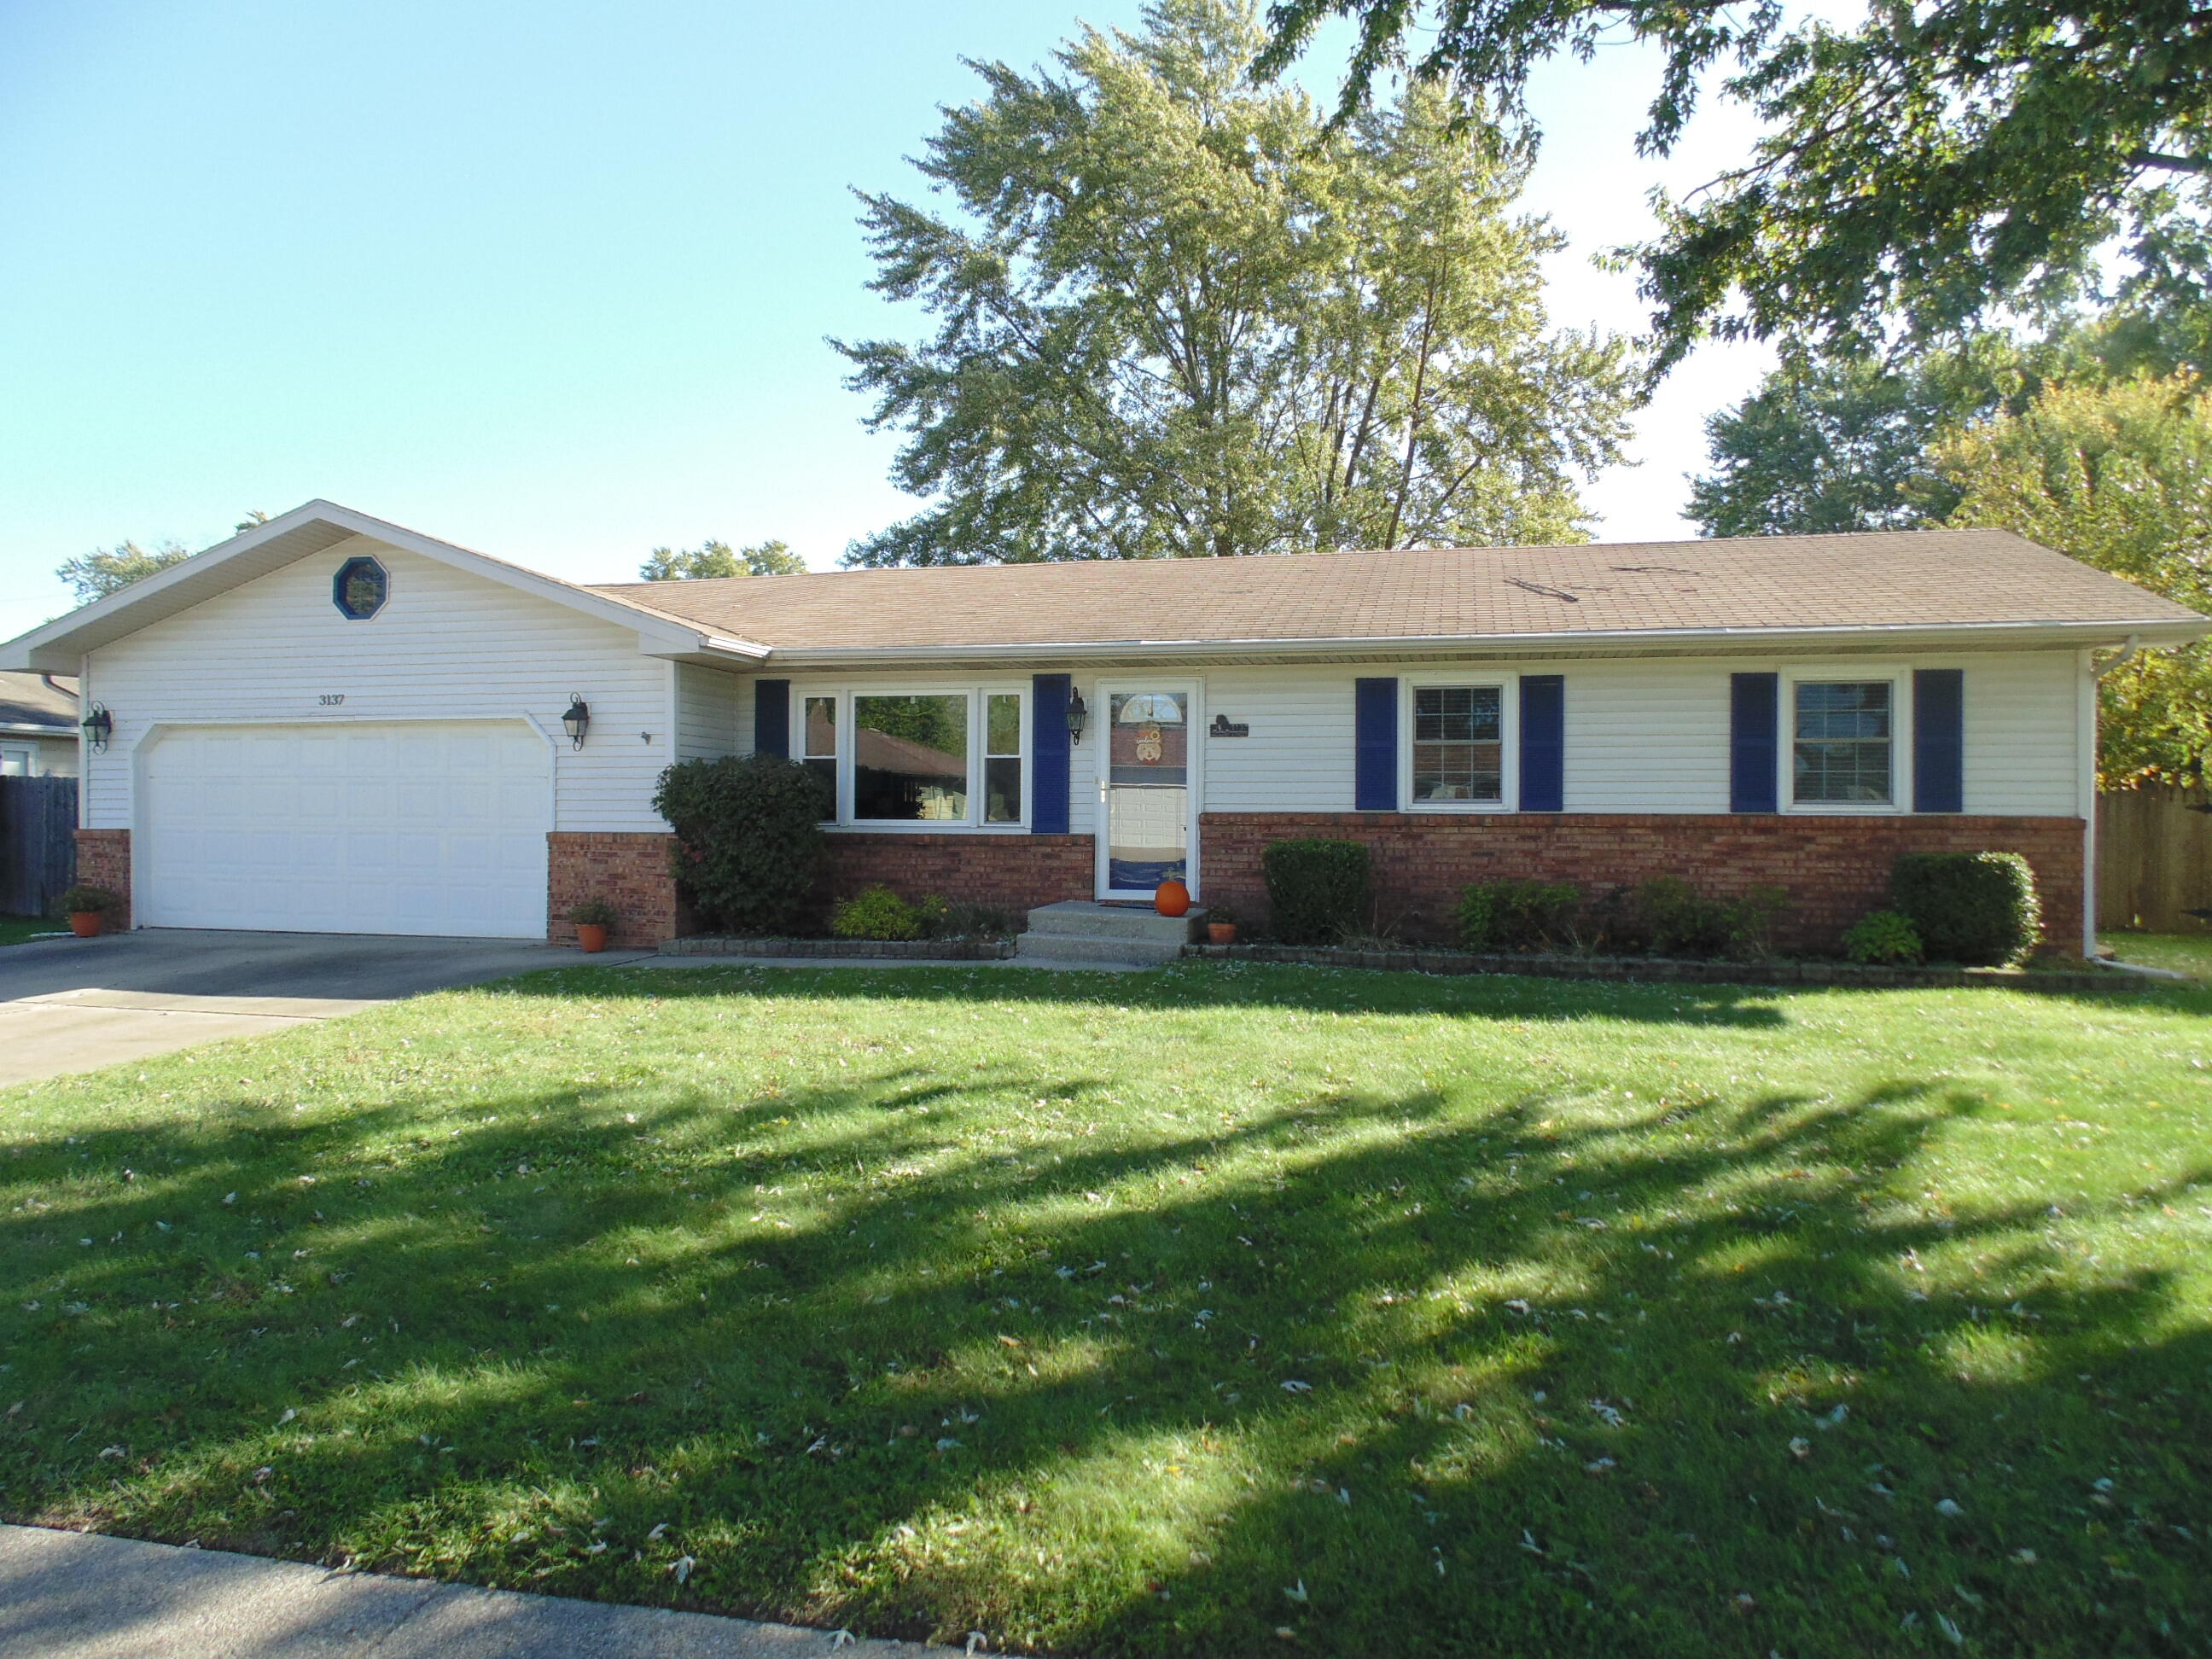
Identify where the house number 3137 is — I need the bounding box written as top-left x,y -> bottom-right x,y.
318,694 -> 345,706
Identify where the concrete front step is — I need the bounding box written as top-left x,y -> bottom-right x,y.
1022,900 -> 1208,944
1012,930 -> 1185,967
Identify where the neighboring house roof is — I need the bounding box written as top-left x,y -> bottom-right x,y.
591,529 -> 2209,661
2,502 -> 2201,676
0,671 -> 76,738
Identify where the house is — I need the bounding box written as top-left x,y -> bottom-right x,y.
2,499 -> 2202,955
0,672 -> 79,777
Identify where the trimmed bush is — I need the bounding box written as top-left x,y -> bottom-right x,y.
1458,879 -> 1580,953
652,754 -> 829,936
1891,852 -> 2041,965
1261,838 -> 1370,945
830,885 -> 925,941
58,884 -> 119,914
1633,876 -> 1790,961
1842,909 -> 1924,965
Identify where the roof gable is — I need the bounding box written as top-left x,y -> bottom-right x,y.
0,501 -> 768,673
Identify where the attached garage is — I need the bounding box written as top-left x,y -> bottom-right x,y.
139,722 -> 552,937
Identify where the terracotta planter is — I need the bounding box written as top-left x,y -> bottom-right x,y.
575,923 -> 609,953
1207,921 -> 1237,945
67,911 -> 104,939
1154,878 -> 1191,917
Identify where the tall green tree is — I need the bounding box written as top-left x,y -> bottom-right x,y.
1688,307 -> 2212,538
835,0 -> 1634,567
640,538 -> 806,580
55,539 -> 193,603
1259,0 -> 2212,369
1936,373 -> 2212,787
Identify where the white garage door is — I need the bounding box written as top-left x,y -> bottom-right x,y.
141,723 -> 551,937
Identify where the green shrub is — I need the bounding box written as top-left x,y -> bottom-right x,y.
930,899 -> 1013,940
1633,876 -> 1790,960
567,899 -> 618,928
1891,852 -> 2041,965
652,754 -> 829,935
58,884 -> 119,914
830,885 -> 926,941
1458,879 -> 1580,953
1261,839 -> 1371,945
1842,909 -> 1924,965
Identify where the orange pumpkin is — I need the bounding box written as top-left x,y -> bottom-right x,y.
1154,878 -> 1191,917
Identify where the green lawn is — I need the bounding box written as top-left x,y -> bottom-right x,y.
0,915 -> 66,947
2,962 -> 2207,1657
2101,930 -> 2212,982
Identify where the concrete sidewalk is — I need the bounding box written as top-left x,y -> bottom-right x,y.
0,1524 -> 925,1658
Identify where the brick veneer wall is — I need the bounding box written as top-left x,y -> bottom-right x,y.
547,832 -> 688,946
1200,812 -> 2086,954
73,829 -> 131,929
820,833 -> 1093,919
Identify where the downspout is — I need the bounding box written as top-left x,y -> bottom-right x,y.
2080,635 -> 2138,958
2092,633 -> 2141,681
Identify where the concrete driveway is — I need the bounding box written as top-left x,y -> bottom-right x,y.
0,929 -> 650,1088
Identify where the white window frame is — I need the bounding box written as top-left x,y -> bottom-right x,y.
789,682 -> 1033,834
1400,671 -> 1521,813
1781,664 -> 1912,815
0,744 -> 32,777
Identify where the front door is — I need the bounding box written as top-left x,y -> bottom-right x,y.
1096,683 -> 1198,900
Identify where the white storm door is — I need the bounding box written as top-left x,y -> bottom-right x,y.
139,722 -> 551,937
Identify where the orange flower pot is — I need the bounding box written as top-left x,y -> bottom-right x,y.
1208,921 -> 1237,945
1154,879 -> 1190,917
68,911 -> 104,938
575,923 -> 609,953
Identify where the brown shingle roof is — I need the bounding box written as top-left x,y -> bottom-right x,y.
589,530 -> 2205,655
0,672 -> 76,731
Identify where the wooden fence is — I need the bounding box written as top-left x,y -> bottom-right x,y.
2098,783 -> 2212,933
0,775 -> 77,918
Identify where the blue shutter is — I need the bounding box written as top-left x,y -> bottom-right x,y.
1031,673 -> 1072,834
1354,678 -> 1398,811
1913,669 -> 1964,812
1519,675 -> 1564,812
1730,672 -> 1778,813
753,678 -> 790,757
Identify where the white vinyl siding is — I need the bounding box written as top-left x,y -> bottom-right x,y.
674,663 -> 745,760
82,537 -> 675,832
1194,652 -> 2081,818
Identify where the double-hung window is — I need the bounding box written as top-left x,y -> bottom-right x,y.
795,687 -> 1027,828
1791,679 -> 1895,806
1409,683 -> 1507,806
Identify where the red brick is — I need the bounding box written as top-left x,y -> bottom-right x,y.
73,829 -> 131,929
547,832 -> 689,946
821,834 -> 1092,917
1198,812 -> 2085,953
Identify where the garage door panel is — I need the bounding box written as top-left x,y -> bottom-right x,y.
141,722 -> 552,939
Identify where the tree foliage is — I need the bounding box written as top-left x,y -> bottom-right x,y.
55,539 -> 193,603
640,538 -> 806,580
836,0 -> 1634,567
1688,307 -> 2212,538
1259,0 -> 2212,368
1935,373 -> 2212,787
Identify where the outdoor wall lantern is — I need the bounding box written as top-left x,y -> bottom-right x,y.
81,702 -> 114,753
561,696 -> 591,750
1065,690 -> 1088,744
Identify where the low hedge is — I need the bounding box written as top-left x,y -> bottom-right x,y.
1261,838 -> 1370,946
1891,852 -> 2041,966
1458,879 -> 1580,953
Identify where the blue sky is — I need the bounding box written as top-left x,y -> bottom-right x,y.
0,1 -> 1773,641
